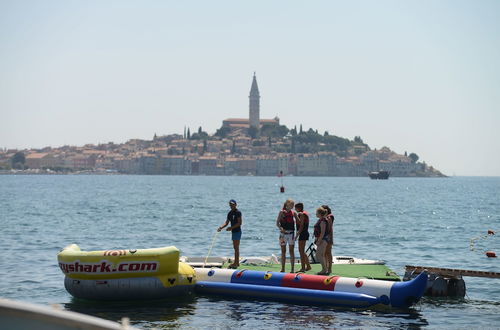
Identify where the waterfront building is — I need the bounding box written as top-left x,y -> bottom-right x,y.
224,157 -> 239,175
238,157 -> 257,175
198,156 -> 218,175
114,157 -> 140,174
256,155 -> 289,176
159,155 -> 192,175
296,154 -> 332,176
381,159 -> 421,177
335,158 -> 357,176
25,152 -> 61,169
95,154 -> 119,170
138,155 -> 158,174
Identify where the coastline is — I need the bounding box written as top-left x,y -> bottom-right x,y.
0,169 -> 447,177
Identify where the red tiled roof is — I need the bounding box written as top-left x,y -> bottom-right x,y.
26,153 -> 48,159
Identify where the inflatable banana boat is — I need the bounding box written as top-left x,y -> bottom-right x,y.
57,245 -> 426,308
57,244 -> 196,300
194,268 -> 427,308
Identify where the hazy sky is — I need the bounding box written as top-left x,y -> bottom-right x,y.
1,1 -> 499,176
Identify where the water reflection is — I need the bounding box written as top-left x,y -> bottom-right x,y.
194,294 -> 429,329
64,294 -> 198,328
369,308 -> 429,329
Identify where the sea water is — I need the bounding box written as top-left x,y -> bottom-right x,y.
0,175 -> 499,328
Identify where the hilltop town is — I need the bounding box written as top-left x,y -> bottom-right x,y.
1,74 -> 444,177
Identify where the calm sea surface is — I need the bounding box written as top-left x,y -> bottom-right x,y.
1,175 -> 499,328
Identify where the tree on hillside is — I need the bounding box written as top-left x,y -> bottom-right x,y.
191,127 -> 209,140
307,128 -> 322,144
260,124 -> 288,138
354,136 -> 364,144
215,126 -> 231,138
11,152 -> 25,169
409,153 -> 419,163
202,139 -> 207,154
294,128 -> 322,145
322,135 -> 351,154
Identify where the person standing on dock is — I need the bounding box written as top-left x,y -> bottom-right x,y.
322,205 -> 334,274
276,199 -> 299,273
313,207 -> 330,275
295,202 -> 311,273
217,199 -> 242,269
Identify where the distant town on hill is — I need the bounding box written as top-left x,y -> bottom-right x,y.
1,74 -> 444,177
0,125 -> 444,177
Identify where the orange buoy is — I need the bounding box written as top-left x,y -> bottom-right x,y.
486,251 -> 497,258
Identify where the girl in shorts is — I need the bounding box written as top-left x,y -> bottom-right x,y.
313,207 -> 330,275
276,199 -> 299,273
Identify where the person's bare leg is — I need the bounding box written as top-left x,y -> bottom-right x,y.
316,243 -> 327,274
233,240 -> 240,267
298,240 -> 306,271
326,243 -> 332,273
305,246 -> 312,271
289,245 -> 295,273
300,240 -> 311,271
280,245 -> 286,272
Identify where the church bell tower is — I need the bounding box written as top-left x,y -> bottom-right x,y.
249,72 -> 260,129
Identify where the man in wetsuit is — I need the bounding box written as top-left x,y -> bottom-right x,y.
217,199 -> 242,269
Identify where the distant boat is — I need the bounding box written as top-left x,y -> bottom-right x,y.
368,170 -> 390,180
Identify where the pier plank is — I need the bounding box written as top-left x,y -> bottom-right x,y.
405,265 -> 500,279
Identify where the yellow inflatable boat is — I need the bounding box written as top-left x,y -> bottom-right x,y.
57,244 -> 196,300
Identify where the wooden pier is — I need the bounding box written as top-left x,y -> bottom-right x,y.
405,265 -> 500,297
405,265 -> 500,279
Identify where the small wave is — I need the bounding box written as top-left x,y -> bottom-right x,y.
244,236 -> 264,240
19,279 -> 41,284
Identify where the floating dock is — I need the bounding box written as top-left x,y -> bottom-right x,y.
182,255 -> 401,281
405,265 -> 500,297
237,263 -> 400,281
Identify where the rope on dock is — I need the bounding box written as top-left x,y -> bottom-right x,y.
203,230 -> 220,268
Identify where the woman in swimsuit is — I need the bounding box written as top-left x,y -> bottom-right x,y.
295,202 -> 311,273
313,207 -> 329,275
322,204 -> 334,274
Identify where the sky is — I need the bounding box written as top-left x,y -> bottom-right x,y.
1,1 -> 499,176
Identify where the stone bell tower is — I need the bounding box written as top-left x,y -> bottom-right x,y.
249,72 -> 260,129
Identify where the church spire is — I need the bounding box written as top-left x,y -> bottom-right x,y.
250,72 -> 260,97
249,72 -> 260,128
